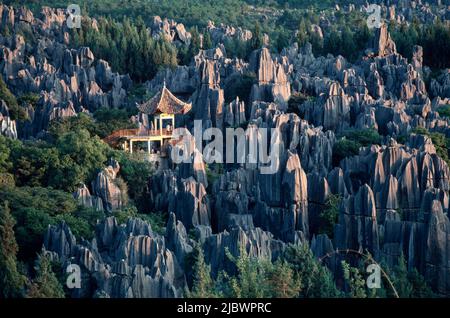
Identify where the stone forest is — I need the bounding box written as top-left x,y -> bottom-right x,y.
0,0 -> 450,299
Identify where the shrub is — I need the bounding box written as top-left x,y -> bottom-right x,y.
318,194 -> 341,238
332,139 -> 360,167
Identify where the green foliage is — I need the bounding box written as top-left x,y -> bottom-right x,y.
17,93 -> 40,108
224,37 -> 252,60
332,139 -> 360,167
390,255 -> 412,298
112,205 -> 165,234
71,16 -> 178,82
180,26 -> 202,64
283,244 -> 340,298
224,72 -> 256,104
26,253 -> 65,298
0,173 -> 15,187
114,151 -> 154,212
140,212 -> 166,235
251,22 -> 264,50
3,127 -> 111,192
225,248 -> 270,298
0,76 -> 26,121
0,135 -> 13,173
264,259 -> 301,298
437,105 -> 450,118
413,127 -> 450,166
287,92 -> 308,117
53,129 -> 110,192
382,254 -> 434,298
0,186 -> 102,261
49,109 -> 137,141
391,20 -> 450,69
205,164 -> 224,191
340,128 -> 382,147
333,129 -> 382,166
0,202 -> 27,298
186,246 -> 221,298
190,246 -> 302,298
407,269 -> 434,298
318,194 -> 341,238
341,261 -> 367,298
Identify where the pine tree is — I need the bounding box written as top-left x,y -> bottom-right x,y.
226,247 -> 268,298
408,268 -> 434,298
283,244 -> 340,298
341,261 -> 367,298
27,253 -> 65,298
187,246 -> 218,298
391,254 -> 413,298
297,20 -> 309,48
266,260 -> 301,298
251,22 -> 263,50
203,32 -> 213,50
0,202 -> 26,298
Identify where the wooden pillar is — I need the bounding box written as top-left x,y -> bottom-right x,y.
147,140 -> 151,154
130,140 -> 133,154
159,116 -> 163,135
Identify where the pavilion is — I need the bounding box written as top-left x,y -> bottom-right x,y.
104,84 -> 191,160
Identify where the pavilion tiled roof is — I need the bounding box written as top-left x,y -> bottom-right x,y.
137,85 -> 192,115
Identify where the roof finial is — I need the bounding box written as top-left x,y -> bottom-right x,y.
163,80 -> 166,89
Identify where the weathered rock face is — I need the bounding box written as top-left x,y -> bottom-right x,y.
150,16 -> 191,45
0,100 -> 17,138
217,96 -> 246,129
73,183 -> 104,212
168,177 -> 211,231
202,226 -> 286,276
425,200 -> 450,294
367,23 -> 397,58
92,159 -> 126,213
249,48 -> 291,109
206,20 -> 252,45
300,81 -> 351,132
44,217 -> 186,298
191,49 -> 225,128
431,70 -> 450,98
0,6 -> 132,137
328,136 -> 450,294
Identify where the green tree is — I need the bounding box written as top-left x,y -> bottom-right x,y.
283,244 -> 340,298
203,31 -> 213,50
297,20 -> 309,47
187,246 -> 219,298
0,77 -> 26,121
390,254 -> 413,298
341,261 -> 367,298
53,129 -> 110,191
318,194 -> 341,238
226,247 -> 269,298
27,253 -> 65,298
0,135 -> 13,173
408,268 -> 434,298
265,260 -> 301,298
0,202 -> 26,298
251,22 -> 264,50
